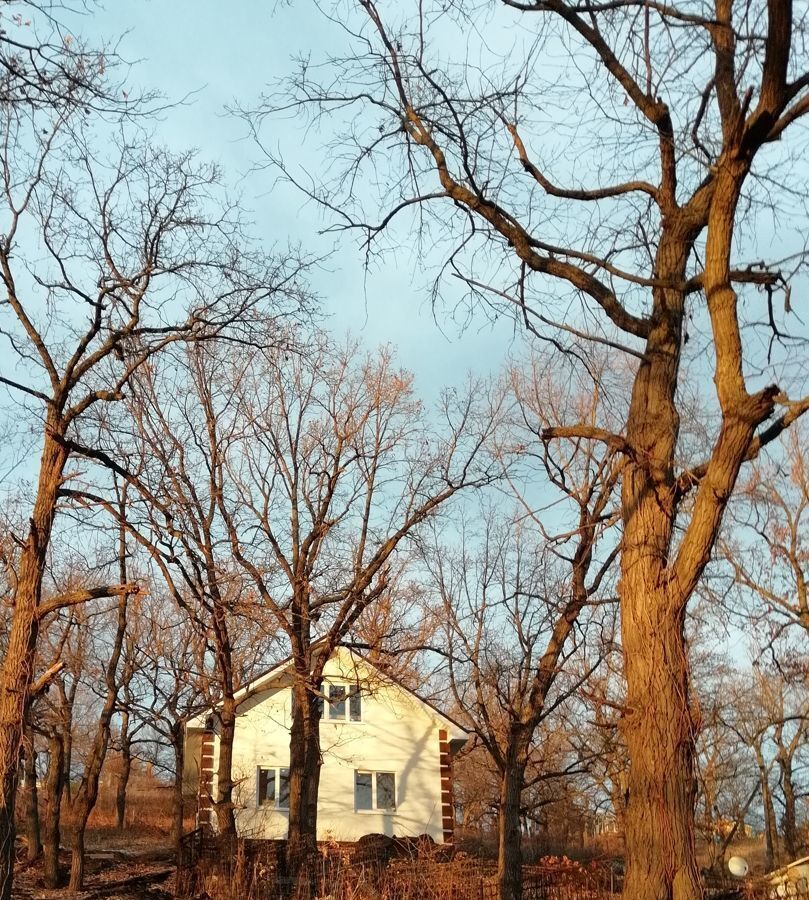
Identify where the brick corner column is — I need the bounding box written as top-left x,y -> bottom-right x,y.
439,729 -> 454,843
197,728 -> 216,832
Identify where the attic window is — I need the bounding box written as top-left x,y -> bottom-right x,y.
257,766 -> 289,810
325,684 -> 361,722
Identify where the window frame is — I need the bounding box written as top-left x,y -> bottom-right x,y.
323,682 -> 362,723
354,769 -> 396,813
256,765 -> 290,811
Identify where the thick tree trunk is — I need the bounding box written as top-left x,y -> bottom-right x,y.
622,591 -> 700,900
42,732 -> 65,889
115,747 -> 132,831
619,227 -> 703,900
213,695 -> 237,836
497,756 -> 527,900
0,428 -> 67,900
287,679 -> 322,899
172,729 -> 185,853
22,724 -> 41,862
69,827 -> 85,893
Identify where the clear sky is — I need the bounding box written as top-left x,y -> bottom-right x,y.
72,0 -> 523,399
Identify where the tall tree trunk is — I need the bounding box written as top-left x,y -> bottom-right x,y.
755,750 -> 778,871
172,726 -> 185,853
497,750 -> 527,900
778,754 -> 798,860
61,717 -> 73,805
41,732 -> 65,889
68,505 -> 130,893
213,695 -> 237,837
114,707 -> 133,831
287,679 -> 322,899
622,593 -> 700,900
115,737 -> 132,831
620,233 -> 701,900
0,427 -> 67,900
22,723 -> 41,863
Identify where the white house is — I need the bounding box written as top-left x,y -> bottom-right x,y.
184,646 -> 469,843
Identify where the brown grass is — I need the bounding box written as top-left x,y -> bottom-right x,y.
183,839 -> 620,900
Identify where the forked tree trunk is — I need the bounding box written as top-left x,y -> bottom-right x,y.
619,229 -> 703,900
287,679 -> 322,899
213,695 -> 237,837
22,724 -> 41,862
42,732 -> 65,889
0,427 -> 68,900
497,752 -> 528,900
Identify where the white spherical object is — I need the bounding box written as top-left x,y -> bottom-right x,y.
728,856 -> 749,878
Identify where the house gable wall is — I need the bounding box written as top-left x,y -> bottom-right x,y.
228,648 -> 449,842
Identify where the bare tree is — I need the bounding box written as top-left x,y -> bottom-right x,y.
250,2 -> 809,895
128,597 -> 208,849
0,1 -> 149,112
0,86 -> 308,896
425,366 -> 620,900
65,488 -> 133,892
202,337 -> 501,893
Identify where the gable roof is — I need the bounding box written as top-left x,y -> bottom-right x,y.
188,643 -> 469,743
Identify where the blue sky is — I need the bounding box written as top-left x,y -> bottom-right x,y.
72,0 -> 523,399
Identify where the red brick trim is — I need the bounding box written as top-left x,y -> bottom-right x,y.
438,729 -> 454,843
197,729 -> 215,831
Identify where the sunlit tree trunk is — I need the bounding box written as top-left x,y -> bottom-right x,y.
41,731 -> 65,889
22,722 -> 41,863
0,426 -> 67,900
496,740 -> 529,900
286,675 -> 323,899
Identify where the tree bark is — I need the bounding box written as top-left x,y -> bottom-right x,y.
22,723 -> 41,863
0,426 -> 67,900
622,591 -> 701,900
286,677 -> 322,899
115,738 -> 132,831
172,725 -> 185,853
213,695 -> 237,836
497,750 -> 527,900
777,750 -> 798,860
620,229 -> 702,900
41,732 -> 65,889
755,749 -> 778,871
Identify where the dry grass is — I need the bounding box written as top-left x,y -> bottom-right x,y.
183,839 -> 620,900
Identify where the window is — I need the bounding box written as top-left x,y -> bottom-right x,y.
354,770 -> 396,812
329,684 -> 346,719
376,772 -> 395,810
324,683 -> 362,722
257,766 -> 290,810
355,771 -> 372,811
349,686 -> 362,722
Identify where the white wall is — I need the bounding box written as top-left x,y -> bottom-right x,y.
226,648 -> 448,842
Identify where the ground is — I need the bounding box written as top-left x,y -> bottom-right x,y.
12,828 -> 175,899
